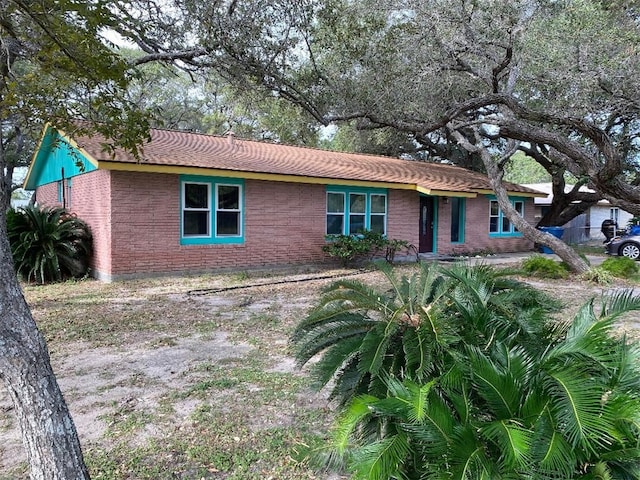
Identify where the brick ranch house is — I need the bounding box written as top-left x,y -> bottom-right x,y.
24,125 -> 542,281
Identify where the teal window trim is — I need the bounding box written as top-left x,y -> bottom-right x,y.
488,196 -> 525,238
180,175 -> 244,245
326,186 -> 388,236
450,197 -> 465,244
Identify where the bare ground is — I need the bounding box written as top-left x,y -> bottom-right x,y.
0,259 -> 637,479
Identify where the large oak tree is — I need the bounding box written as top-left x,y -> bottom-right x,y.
145,0 -> 640,272
0,0 -> 208,477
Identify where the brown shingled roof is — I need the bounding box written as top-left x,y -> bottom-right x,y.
71,127 -> 539,197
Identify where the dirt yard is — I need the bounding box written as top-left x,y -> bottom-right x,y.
0,259 -> 636,479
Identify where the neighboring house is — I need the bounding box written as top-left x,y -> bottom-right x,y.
522,183 -> 633,243
25,125 -> 542,281
10,196 -> 31,210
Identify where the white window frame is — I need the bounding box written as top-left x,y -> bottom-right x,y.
369,193 -> 387,235
326,192 -> 346,235
182,182 -> 211,238
215,183 -> 242,237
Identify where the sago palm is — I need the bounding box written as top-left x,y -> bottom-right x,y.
7,205 -> 92,284
330,290 -> 640,480
290,261 -> 559,406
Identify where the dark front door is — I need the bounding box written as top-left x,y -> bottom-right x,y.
419,196 -> 435,253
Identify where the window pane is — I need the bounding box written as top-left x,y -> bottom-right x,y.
185,183 -> 208,209
217,211 -> 239,235
327,214 -> 344,235
502,217 -> 511,233
327,193 -> 345,213
350,194 -> 366,213
184,211 -> 209,236
370,215 -> 385,234
349,214 -> 366,234
490,200 -> 499,216
451,197 -> 461,242
515,201 -> 524,215
489,217 -> 499,233
218,185 -> 239,210
370,195 -> 386,213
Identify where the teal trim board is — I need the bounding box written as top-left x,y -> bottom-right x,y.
326,185 -> 388,235
179,175 -> 245,245
25,128 -> 96,190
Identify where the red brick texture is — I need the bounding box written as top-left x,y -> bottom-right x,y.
437,197 -> 535,255
35,172 -> 535,280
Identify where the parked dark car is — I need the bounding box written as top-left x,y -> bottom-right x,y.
605,226 -> 640,260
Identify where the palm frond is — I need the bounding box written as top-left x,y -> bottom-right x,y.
467,346 -> 521,419
404,390 -> 455,450
599,289 -> 640,318
351,433 -> 410,480
357,322 -> 399,375
448,425 -> 494,480
317,278 -> 395,313
480,419 -> 533,470
291,311 -> 376,365
330,356 -> 369,404
308,339 -> 363,389
333,394 -> 379,453
544,368 -> 616,451
530,424 -> 577,478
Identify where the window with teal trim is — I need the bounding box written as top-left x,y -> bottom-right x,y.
489,199 -> 524,236
216,184 -> 241,236
326,188 -> 387,235
183,182 -> 210,237
450,197 -> 465,243
181,176 -> 244,244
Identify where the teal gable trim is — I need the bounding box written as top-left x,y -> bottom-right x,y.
179,175 -> 245,246
25,129 -> 96,190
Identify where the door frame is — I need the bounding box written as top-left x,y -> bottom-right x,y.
418,195 -> 437,253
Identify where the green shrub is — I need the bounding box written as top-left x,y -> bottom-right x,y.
599,256 -> 640,279
521,254 -> 570,279
293,263 -> 640,479
322,230 -> 411,266
579,267 -> 615,285
7,205 -> 93,284
322,234 -> 373,266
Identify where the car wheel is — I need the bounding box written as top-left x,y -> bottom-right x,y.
620,242 -> 640,260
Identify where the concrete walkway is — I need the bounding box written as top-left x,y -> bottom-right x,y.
418,251 -> 607,267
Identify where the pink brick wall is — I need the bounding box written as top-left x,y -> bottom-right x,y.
35,171 -> 113,276
437,196 -> 535,255
387,190 -> 419,247
36,171 -> 536,280
105,172 -> 328,279
35,182 -> 59,207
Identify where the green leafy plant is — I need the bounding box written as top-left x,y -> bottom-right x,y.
599,256 -> 640,279
322,231 -> 412,267
293,263 -> 640,479
522,254 -> 570,279
7,205 -> 92,284
290,262 -> 559,406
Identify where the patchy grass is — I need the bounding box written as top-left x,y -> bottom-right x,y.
9,271 -> 350,479
3,262 -> 636,479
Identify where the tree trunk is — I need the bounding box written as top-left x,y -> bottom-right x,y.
0,208 -> 89,479
450,127 -> 590,274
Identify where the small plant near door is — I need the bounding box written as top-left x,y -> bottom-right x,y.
323,231 -> 411,266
